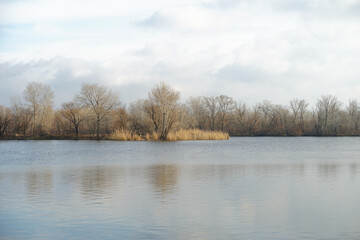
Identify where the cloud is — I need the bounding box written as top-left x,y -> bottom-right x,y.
202,0 -> 248,9
138,11 -> 174,29
215,63 -> 270,83
0,57 -> 124,106
138,7 -> 229,32
1,0 -> 360,108
0,56 -> 214,107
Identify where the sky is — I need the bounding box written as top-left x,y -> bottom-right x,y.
1,0 -> 360,107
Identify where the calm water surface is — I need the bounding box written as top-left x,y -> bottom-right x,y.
1,137 -> 360,240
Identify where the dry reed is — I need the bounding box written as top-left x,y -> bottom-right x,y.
107,129 -> 229,141
167,129 -> 229,141
108,129 -> 143,141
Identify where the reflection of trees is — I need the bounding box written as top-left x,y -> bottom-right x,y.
317,164 -> 339,180
188,165 -> 246,180
150,165 -> 178,196
26,170 -> 53,197
80,166 -> 123,201
349,163 -> 360,178
254,164 -> 306,177
187,164 -> 306,180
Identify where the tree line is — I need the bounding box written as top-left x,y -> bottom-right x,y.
1,81 -> 360,140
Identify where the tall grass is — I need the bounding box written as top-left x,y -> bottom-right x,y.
107,129 -> 143,141
167,129 -> 229,141
107,129 -> 229,141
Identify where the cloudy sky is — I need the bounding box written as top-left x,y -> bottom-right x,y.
1,0 -> 360,107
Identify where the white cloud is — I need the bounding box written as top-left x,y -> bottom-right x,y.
1,0 -> 360,107
138,7 -> 230,32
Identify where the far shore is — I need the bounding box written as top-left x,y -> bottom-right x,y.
1,134 -> 359,141
0,129 -> 230,141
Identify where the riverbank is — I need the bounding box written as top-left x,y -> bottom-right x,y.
0,129 -> 230,141
2,132 -> 360,141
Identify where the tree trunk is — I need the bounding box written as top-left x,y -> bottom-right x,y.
96,123 -> 100,140
96,118 -> 100,140
75,124 -> 79,137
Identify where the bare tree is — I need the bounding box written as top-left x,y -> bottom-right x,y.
129,99 -> 153,135
217,95 -> 235,132
113,106 -> 129,130
10,97 -> 32,136
244,107 -> 261,135
186,96 -> 209,129
145,82 -> 180,140
272,104 -> 290,135
0,105 -> 11,136
204,96 -> 218,131
75,83 -> 120,140
177,104 -> 192,130
347,99 -> 360,135
23,82 -> 54,135
234,101 -> 247,134
60,101 -> 87,137
53,110 -> 68,135
313,95 -> 342,135
256,100 -> 273,134
289,98 -> 309,134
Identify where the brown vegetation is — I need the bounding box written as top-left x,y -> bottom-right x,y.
105,129 -> 229,141
167,129 -> 229,141
107,129 -> 143,141
2,81 -> 360,140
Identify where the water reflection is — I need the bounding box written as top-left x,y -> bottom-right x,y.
2,138 -> 360,240
187,165 -> 246,181
149,164 -> 179,197
4,163 -> 360,203
349,163 -> 360,179
317,164 -> 339,180
79,166 -> 122,202
26,170 -> 53,200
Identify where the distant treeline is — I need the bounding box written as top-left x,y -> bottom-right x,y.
0,81 -> 359,140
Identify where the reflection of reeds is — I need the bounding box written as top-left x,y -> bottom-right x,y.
108,129 -> 143,141
167,129 -> 229,141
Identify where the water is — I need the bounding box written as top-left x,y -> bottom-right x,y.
1,137 -> 360,240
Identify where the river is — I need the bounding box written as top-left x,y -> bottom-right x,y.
1,137 -> 360,239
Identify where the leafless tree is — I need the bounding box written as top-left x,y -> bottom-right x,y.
23,82 -> 54,135
217,95 -> 235,132
289,98 -> 309,134
177,104 -> 192,130
129,100 -> 152,135
347,99 -> 360,135
60,101 -> 87,137
204,96 -> 218,131
186,96 -> 209,129
75,83 -> 120,140
244,107 -> 261,135
234,101 -> 247,134
10,97 -> 32,136
145,82 -> 180,140
256,100 -> 273,134
113,106 -> 129,130
313,95 -> 342,135
272,104 -> 290,135
0,105 -> 11,136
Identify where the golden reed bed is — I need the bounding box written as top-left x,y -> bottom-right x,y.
108,129 -> 229,141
